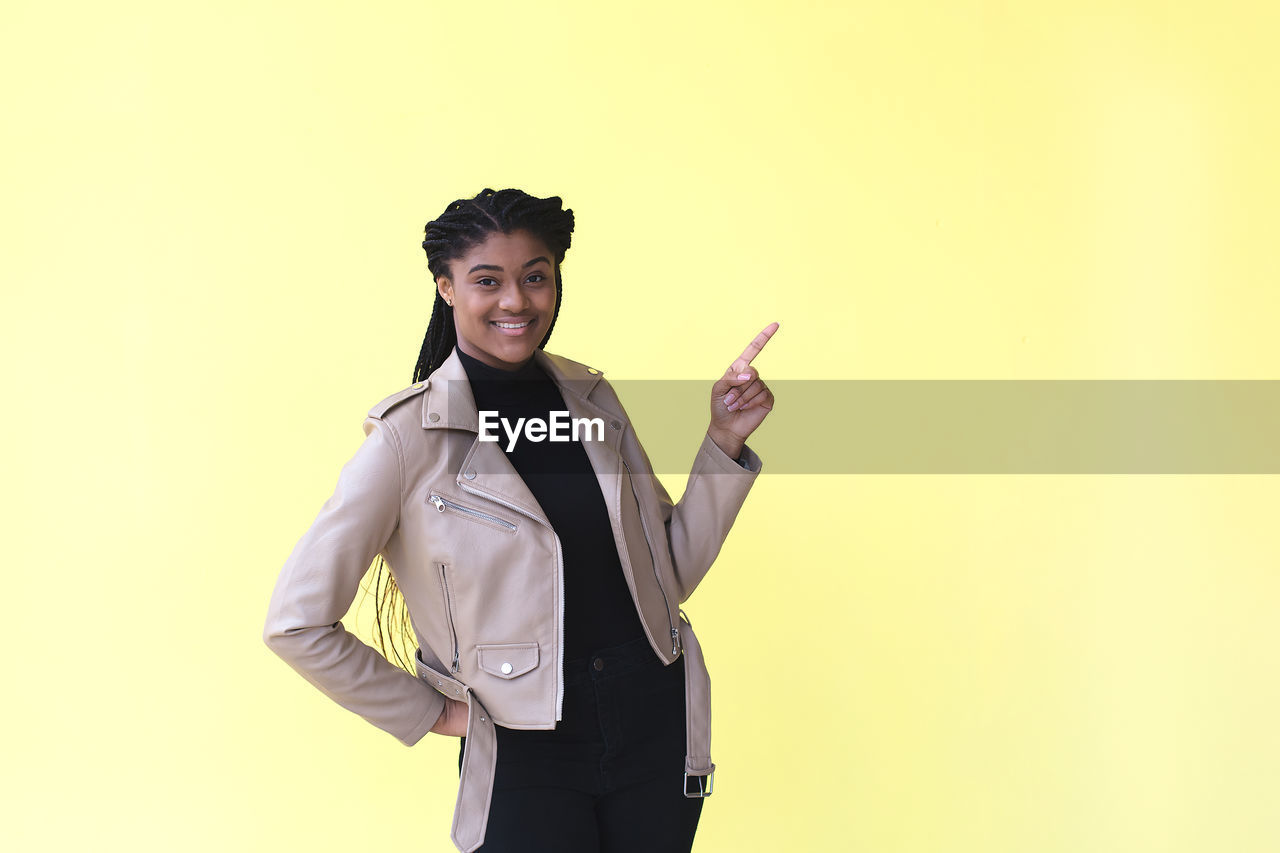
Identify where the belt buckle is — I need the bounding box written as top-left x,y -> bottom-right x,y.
683,769 -> 714,798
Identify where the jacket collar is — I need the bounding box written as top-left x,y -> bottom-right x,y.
418,347 -> 630,527
419,346 -> 608,433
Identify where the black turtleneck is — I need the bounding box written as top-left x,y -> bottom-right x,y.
455,346 -> 648,660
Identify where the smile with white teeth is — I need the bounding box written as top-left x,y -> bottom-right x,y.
493,319 -> 533,329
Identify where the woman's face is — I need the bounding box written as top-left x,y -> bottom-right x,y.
437,229 -> 558,370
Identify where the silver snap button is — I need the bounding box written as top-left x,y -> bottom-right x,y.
429,411 -> 441,422
464,470 -> 476,480
436,679 -> 442,686
480,716 -> 486,723
500,662 -> 513,675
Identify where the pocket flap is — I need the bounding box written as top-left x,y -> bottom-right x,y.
476,642 -> 539,679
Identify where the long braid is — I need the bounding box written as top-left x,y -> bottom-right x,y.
411,290 -> 455,385
371,188 -> 575,673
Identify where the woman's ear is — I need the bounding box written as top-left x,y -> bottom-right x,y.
436,276 -> 453,305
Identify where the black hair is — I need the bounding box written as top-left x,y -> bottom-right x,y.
365,187 -> 576,675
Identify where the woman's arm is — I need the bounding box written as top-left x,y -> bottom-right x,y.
262,416 -> 446,745
620,323 -> 777,602
639,427 -> 763,604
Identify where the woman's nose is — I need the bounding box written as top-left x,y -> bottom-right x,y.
498,283 -> 528,312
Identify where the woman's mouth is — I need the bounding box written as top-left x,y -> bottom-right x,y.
490,317 -> 536,336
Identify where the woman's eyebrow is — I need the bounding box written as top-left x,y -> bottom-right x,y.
467,256 -> 551,274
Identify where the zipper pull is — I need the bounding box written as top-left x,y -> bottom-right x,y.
671,626 -> 682,656
430,495 -> 445,512
451,650 -> 460,673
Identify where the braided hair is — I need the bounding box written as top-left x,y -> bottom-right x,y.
367,187 -> 576,675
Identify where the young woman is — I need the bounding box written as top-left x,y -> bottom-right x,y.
263,187 -> 777,852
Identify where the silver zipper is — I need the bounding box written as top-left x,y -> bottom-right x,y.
619,454 -> 682,657
429,494 -> 517,531
437,562 -> 460,673
458,481 -> 566,721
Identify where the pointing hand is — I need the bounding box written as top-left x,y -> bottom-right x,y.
708,322 -> 779,459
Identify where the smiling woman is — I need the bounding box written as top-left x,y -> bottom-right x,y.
436,228 -> 560,370
411,189 -> 578,381
262,187 -> 775,853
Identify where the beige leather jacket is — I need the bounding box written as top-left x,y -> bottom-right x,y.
262,345 -> 762,852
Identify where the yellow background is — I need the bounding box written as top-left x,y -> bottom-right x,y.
4,1 -> 1278,851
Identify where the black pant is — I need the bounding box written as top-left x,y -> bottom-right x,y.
460,635 -> 704,852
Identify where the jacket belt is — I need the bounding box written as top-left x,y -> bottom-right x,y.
413,652 -> 497,853
415,623 -> 715,853
677,612 -> 716,795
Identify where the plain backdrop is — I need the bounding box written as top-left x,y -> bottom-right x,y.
3,1 -> 1278,851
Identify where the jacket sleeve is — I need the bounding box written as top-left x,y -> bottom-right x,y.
653,431 -> 763,603
262,415 -> 446,746
605,380 -> 763,604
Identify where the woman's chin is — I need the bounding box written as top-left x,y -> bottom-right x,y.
487,330 -> 539,355
481,342 -> 537,367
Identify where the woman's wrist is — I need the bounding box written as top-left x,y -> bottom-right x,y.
707,427 -> 744,462
430,697 -> 468,737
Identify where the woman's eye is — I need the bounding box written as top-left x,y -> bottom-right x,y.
476,274 -> 545,286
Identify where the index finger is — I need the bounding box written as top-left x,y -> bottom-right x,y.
731,322 -> 780,371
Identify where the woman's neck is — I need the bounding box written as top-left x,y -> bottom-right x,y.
456,345 -> 544,382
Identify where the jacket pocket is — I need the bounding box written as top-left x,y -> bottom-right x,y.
476,642 -> 539,679
427,492 -> 518,533
437,562 -> 460,674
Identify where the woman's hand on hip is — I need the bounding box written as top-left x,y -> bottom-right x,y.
430,696 -> 469,737
708,322 -> 779,458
